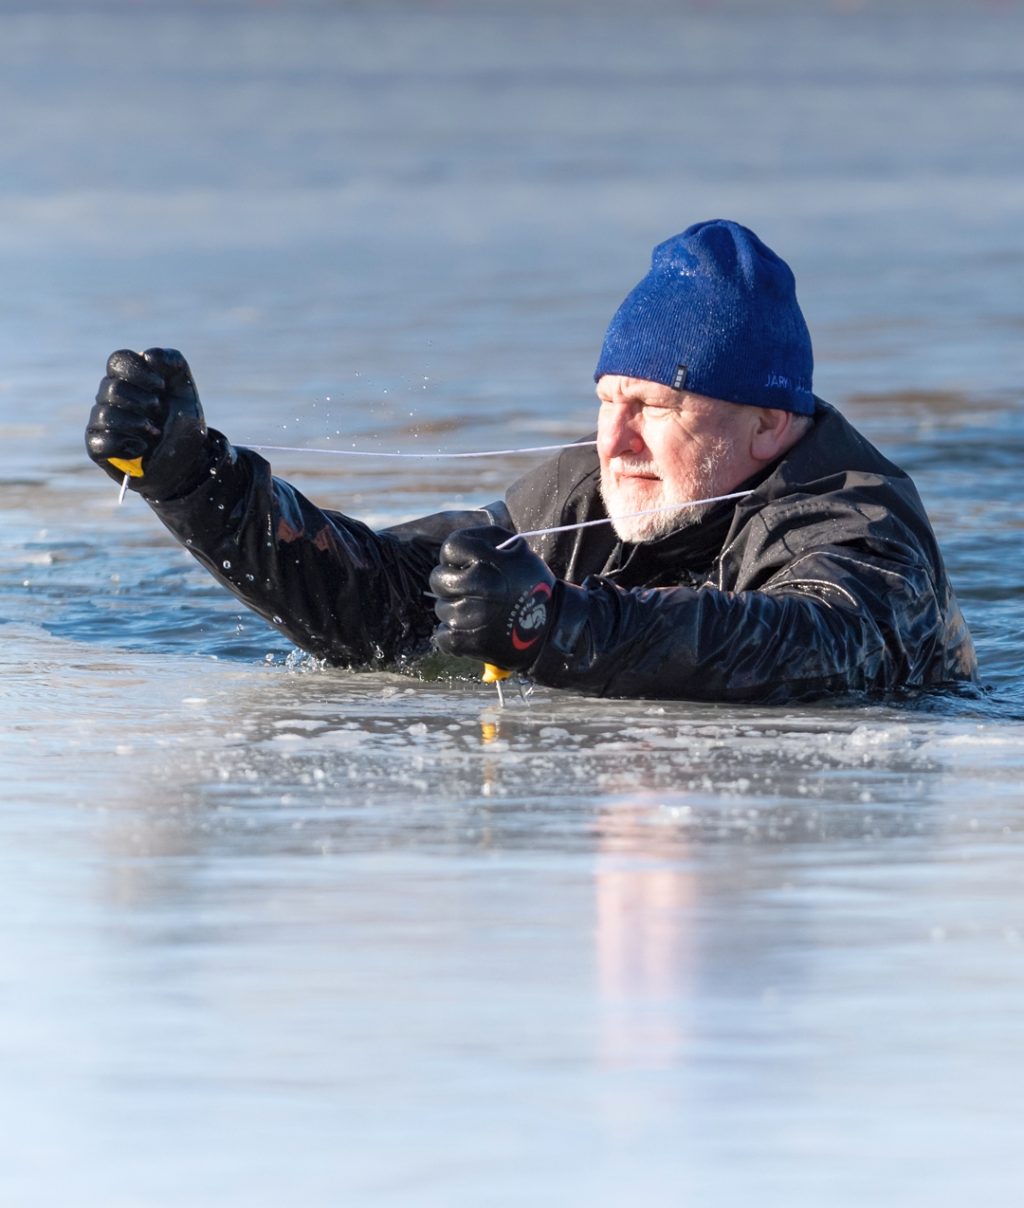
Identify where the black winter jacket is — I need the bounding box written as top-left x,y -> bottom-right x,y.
149,399 -> 978,702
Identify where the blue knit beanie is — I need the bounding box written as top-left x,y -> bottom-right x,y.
595,220 -> 814,414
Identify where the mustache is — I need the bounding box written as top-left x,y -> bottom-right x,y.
611,457 -> 661,477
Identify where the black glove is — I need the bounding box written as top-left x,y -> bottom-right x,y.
430,526 -> 558,670
86,348 -> 209,500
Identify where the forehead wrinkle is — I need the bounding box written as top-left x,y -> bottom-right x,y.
597,375 -> 691,410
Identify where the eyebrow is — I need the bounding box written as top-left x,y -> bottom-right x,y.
597,390 -> 686,410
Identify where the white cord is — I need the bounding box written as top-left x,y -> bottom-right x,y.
498,490 -> 754,548
243,437 -> 752,545
246,440 -> 597,460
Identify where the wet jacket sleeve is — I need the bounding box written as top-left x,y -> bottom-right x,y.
528,539 -> 957,703
146,434 -> 505,665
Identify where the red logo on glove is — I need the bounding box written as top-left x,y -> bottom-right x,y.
510,581 -> 552,651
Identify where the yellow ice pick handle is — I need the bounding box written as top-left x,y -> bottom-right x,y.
108,456 -> 145,478
482,663 -> 511,684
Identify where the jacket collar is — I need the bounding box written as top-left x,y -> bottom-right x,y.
603,486 -> 751,584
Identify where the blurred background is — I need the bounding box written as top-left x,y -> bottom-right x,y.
3,0 -> 1021,438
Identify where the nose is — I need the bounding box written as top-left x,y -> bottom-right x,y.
598,396 -> 646,462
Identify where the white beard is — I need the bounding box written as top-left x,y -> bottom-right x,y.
599,439 -> 731,544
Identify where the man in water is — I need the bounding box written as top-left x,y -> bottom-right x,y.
85,219 -> 977,701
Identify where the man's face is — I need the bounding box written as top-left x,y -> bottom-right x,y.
596,375 -> 758,543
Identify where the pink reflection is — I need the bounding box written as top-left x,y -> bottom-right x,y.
594,795 -> 697,1070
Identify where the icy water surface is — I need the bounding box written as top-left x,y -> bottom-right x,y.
2,1 -> 1024,1204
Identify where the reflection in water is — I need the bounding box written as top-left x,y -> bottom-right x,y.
5,639 -> 1024,1204
594,799 -> 697,1072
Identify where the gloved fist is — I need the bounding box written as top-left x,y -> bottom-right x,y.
85,348 -> 209,499
430,525 -> 558,671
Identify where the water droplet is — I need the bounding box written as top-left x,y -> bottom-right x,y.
222,560 -> 232,570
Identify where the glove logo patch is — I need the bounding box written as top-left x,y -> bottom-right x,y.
509,581 -> 552,652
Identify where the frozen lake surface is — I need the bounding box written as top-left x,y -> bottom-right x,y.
2,1 -> 1023,1204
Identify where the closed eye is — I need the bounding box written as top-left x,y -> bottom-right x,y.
641,402 -> 679,420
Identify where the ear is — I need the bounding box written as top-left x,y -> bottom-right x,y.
749,408 -> 799,463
